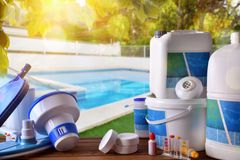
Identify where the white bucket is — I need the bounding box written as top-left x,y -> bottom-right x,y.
145,97 -> 206,151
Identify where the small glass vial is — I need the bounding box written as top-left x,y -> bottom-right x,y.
169,135 -> 175,156
180,139 -> 189,160
162,137 -> 170,156
174,136 -> 181,159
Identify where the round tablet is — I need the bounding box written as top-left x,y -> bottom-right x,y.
113,144 -> 138,154
98,129 -> 118,153
175,76 -> 203,100
116,133 -> 139,146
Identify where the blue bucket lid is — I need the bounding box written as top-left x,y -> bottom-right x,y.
134,98 -> 146,102
0,76 -> 29,126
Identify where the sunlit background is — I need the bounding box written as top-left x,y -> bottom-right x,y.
3,0 -> 240,45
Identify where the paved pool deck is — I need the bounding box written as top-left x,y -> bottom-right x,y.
77,93 -> 149,132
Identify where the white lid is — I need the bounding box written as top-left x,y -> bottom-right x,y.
113,144 -> 138,154
54,133 -> 79,151
99,129 -> 118,154
116,133 -> 139,146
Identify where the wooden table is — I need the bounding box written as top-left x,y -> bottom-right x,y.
0,137 -> 215,160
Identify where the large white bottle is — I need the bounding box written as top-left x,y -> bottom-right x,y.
150,30 -> 212,98
206,32 -> 240,160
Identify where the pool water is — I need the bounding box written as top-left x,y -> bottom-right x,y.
0,69 -> 149,110
77,79 -> 149,109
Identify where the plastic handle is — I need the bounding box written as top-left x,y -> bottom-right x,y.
18,64 -> 31,78
145,106 -> 192,125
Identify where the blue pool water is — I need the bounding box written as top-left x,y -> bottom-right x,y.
77,79 -> 149,109
1,69 -> 149,110
30,69 -> 149,110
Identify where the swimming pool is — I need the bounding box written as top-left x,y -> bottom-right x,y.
1,69 -> 149,110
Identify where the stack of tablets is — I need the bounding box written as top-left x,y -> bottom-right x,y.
99,129 -> 139,154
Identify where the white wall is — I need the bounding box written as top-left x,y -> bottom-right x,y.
8,53 -> 149,72
4,26 -> 121,56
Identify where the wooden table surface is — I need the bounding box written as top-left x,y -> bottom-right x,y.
0,136 -> 216,160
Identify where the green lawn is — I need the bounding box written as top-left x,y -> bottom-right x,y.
79,113 -> 134,138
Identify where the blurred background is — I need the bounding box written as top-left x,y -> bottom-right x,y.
2,0 -> 240,57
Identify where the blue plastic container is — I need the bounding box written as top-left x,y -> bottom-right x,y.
133,98 -> 148,138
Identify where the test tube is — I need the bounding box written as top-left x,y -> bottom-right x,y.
162,137 -> 170,156
180,139 -> 189,160
169,135 -> 175,156
175,136 -> 181,158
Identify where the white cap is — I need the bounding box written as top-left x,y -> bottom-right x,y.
21,119 -> 35,140
99,130 -> 139,154
116,133 -> 139,146
231,32 -> 239,44
113,144 -> 138,154
99,129 -> 118,153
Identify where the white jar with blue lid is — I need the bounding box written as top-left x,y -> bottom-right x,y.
206,32 -> 240,160
29,91 -> 80,151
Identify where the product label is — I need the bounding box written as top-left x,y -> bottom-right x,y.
206,99 -> 240,146
134,109 -> 148,131
166,52 -> 209,88
148,109 -> 167,147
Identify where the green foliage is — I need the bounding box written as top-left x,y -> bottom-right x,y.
0,0 -> 11,76
9,0 -> 240,45
107,14 -> 130,41
0,30 -> 10,49
0,0 -> 8,21
0,46 -> 9,76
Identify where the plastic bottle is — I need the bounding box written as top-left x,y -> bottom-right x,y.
148,132 -> 157,155
150,30 -> 212,98
206,32 -> 240,160
150,31 -> 168,98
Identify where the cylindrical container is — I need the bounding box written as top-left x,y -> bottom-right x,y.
206,32 -> 240,160
4,88 -> 35,132
150,30 -> 212,98
133,98 -> 149,138
29,91 -> 80,151
145,97 -> 206,151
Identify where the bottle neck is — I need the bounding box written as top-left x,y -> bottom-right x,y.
231,32 -> 239,44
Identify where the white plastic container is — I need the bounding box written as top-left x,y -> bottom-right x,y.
150,30 -> 212,98
29,91 -> 80,151
145,97 -> 206,151
206,32 -> 240,160
133,98 -> 149,138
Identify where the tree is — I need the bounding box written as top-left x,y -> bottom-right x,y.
6,0 -> 240,45
0,0 -> 13,75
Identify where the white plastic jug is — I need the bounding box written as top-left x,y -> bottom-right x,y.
150,30 -> 212,98
206,32 -> 240,160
